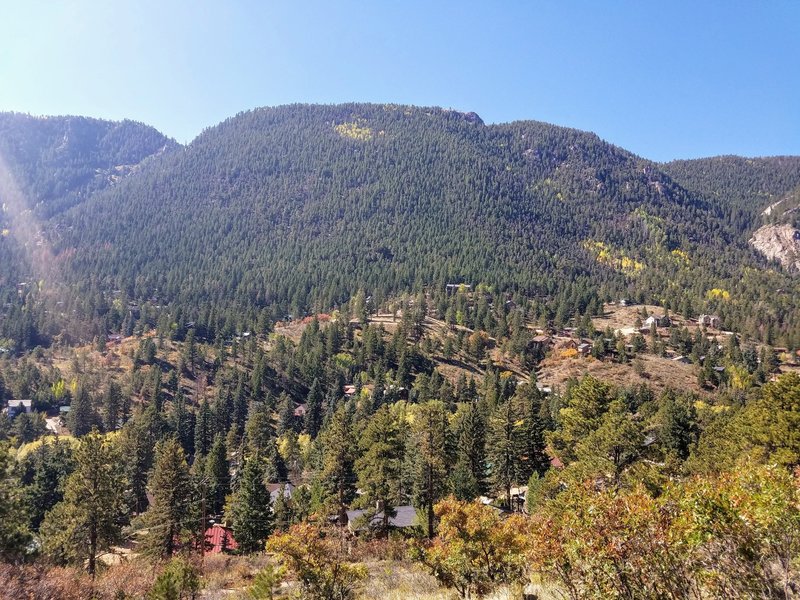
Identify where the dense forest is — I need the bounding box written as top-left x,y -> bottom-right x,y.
0,295 -> 799,598
2,104 -> 800,357
1,105 -> 800,598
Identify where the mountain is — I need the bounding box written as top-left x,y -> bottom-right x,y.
1,104 -> 800,350
0,113 -> 178,217
662,155 -> 800,233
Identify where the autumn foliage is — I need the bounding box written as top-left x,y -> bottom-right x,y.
526,464 -> 800,599
266,522 -> 367,600
413,497 -> 528,599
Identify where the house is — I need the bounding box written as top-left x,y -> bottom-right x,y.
343,385 -> 357,396
509,485 -> 528,513
698,314 -> 722,329
293,403 -> 308,418
344,505 -> 419,533
577,342 -> 592,356
644,314 -> 669,328
531,335 -> 551,346
445,283 -> 472,296
203,524 -> 238,554
266,482 -> 295,506
6,399 -> 32,418
672,355 -> 691,364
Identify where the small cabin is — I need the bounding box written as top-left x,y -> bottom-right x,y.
698,314 -> 722,329
345,505 -> 419,534
6,399 -> 32,418
644,314 -> 670,328
203,524 -> 238,554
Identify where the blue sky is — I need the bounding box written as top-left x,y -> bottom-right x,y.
1,0 -> 798,161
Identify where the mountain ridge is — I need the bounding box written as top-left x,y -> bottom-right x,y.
2,103 -> 800,349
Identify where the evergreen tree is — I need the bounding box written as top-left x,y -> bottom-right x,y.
194,397 -> 213,457
410,400 -> 450,537
101,381 -> 123,432
0,443 -> 31,562
318,406 -> 357,525
205,435 -> 230,515
576,399 -> 644,484
277,393 -> 296,435
355,404 -> 406,533
245,401 -> 274,456
141,437 -> 193,559
487,399 -> 526,509
17,438 -> 75,531
546,375 -> 613,465
120,405 -> 163,514
454,402 -> 487,496
68,382 -> 96,437
272,484 -> 293,532
518,384 -> 550,479
40,431 -> 126,575
229,455 -> 273,553
171,389 -> 195,457
304,378 -> 323,438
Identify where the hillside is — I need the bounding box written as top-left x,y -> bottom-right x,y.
1,104 -> 800,354
2,106 -> 800,596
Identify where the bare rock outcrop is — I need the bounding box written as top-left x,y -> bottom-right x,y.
749,223 -> 800,272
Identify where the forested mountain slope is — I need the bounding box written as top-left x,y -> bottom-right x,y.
0,113 -> 179,218
0,114 -> 179,348
2,104 -> 800,349
662,155 -> 800,233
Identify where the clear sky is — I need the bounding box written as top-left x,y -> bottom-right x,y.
1,0 -> 798,161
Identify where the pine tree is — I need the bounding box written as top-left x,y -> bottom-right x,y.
17,438 -> 76,532
231,373 -> 248,443
277,393 -> 296,435
194,398 -> 213,457
171,389 -> 195,457
318,406 -> 356,525
487,399 -> 525,509
120,405 -> 163,514
0,443 -> 31,562
455,402 -> 487,496
546,375 -> 612,465
205,435 -> 230,516
576,399 -> 643,484
68,382 -> 96,437
410,400 -> 450,537
101,381 -> 123,432
518,385 -> 550,479
141,437 -> 193,559
355,404 -> 406,533
304,378 -> 323,438
245,401 -> 274,456
40,431 -> 126,574
229,455 -> 273,553
264,440 -> 288,483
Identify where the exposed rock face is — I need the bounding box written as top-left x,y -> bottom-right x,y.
750,223 -> 800,272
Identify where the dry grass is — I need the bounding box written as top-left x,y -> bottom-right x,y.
0,560 -> 158,600
537,352 -> 708,397
359,561 -> 455,600
201,553 -> 273,595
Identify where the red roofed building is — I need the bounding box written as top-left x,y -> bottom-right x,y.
204,524 -> 238,554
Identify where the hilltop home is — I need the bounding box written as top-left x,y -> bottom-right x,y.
6,399 -> 32,418
698,314 -> 722,329
644,314 -> 670,328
